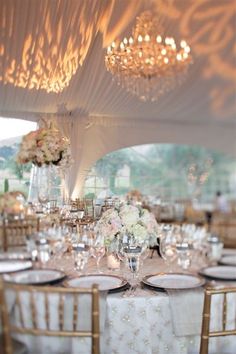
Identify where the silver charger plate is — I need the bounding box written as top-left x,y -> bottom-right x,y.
142,273 -> 205,290
199,266 -> 236,280
4,269 -> 66,285
64,274 -> 128,292
0,252 -> 31,261
219,255 -> 236,266
222,248 -> 236,256
0,260 -> 32,273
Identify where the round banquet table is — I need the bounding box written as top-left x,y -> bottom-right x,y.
8,251 -> 236,354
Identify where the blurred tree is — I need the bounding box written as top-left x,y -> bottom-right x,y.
92,144 -> 236,200
8,159 -> 24,180
95,149 -> 131,193
0,145 -> 15,159
4,178 -> 9,192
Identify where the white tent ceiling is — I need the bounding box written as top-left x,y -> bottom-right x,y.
0,0 -> 235,197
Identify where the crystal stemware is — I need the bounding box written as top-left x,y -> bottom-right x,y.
92,245 -> 106,273
176,242 -> 192,270
91,233 -> 105,273
38,192 -> 49,213
139,240 -> 150,266
123,245 -> 142,297
73,246 -> 90,274
159,226 -> 178,272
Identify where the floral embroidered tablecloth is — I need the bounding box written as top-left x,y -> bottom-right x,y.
11,253 -> 236,354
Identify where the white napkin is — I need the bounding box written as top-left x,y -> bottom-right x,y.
167,288 -> 204,336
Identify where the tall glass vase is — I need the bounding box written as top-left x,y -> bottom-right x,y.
37,165 -> 59,207
28,164 -> 60,207
37,165 -> 51,208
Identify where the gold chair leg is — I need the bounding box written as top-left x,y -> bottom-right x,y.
200,292 -> 211,354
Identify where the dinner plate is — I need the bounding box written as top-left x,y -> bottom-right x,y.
0,260 -> 32,273
64,274 -> 128,292
222,248 -> 236,256
219,255 -> 236,266
199,266 -> 236,280
142,273 -> 205,290
0,252 -> 31,261
4,269 -> 66,285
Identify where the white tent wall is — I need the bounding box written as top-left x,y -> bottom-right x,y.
0,0 -> 235,199
56,114 -> 236,198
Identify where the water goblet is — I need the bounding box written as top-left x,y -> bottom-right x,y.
139,240 -> 150,266
176,242 -> 192,270
73,245 -> 90,274
92,245 -> 106,273
90,232 -> 106,272
27,232 -> 51,266
47,226 -> 67,263
123,245 -> 142,296
159,227 -> 177,272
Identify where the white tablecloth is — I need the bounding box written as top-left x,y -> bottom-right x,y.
10,253 -> 236,354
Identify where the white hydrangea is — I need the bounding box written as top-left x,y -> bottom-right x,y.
119,204 -> 139,226
96,202 -> 159,247
129,223 -> 147,242
17,127 -> 72,167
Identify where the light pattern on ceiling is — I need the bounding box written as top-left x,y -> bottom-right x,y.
154,0 -> 236,117
0,0 -> 113,93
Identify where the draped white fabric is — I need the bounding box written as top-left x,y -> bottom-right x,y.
0,0 -> 235,197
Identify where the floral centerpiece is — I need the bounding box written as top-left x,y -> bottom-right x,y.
126,189 -> 143,204
0,191 -> 25,216
16,126 -> 71,167
96,203 -> 159,250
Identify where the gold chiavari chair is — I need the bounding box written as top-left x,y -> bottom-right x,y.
0,217 -> 40,252
101,198 -> 116,214
200,287 -> 236,354
73,198 -> 86,211
211,220 -> 236,249
0,278 -> 100,354
84,199 -> 95,221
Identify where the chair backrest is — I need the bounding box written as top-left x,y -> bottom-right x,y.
72,198 -> 86,211
84,199 -> 95,219
211,220 -> 236,248
0,278 -> 100,354
1,217 -> 40,251
200,286 -> 236,354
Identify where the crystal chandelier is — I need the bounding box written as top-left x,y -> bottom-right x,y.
105,11 -> 192,101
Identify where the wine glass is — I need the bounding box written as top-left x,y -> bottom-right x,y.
73,246 -> 90,274
92,246 -> 105,273
47,225 -> 68,261
38,188 -> 49,213
176,242 -> 192,270
91,233 -> 105,273
159,225 -> 178,272
139,240 -> 150,266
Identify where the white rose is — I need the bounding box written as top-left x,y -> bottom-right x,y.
119,205 -> 139,226
130,224 -> 147,242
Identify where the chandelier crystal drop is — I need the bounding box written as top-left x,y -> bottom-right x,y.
105,11 -> 192,102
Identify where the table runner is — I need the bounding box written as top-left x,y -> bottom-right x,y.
167,288 -> 204,336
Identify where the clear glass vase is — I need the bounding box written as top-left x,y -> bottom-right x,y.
37,165 -> 50,206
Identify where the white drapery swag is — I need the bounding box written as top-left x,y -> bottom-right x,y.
0,0 -> 235,199
54,112 -> 236,199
